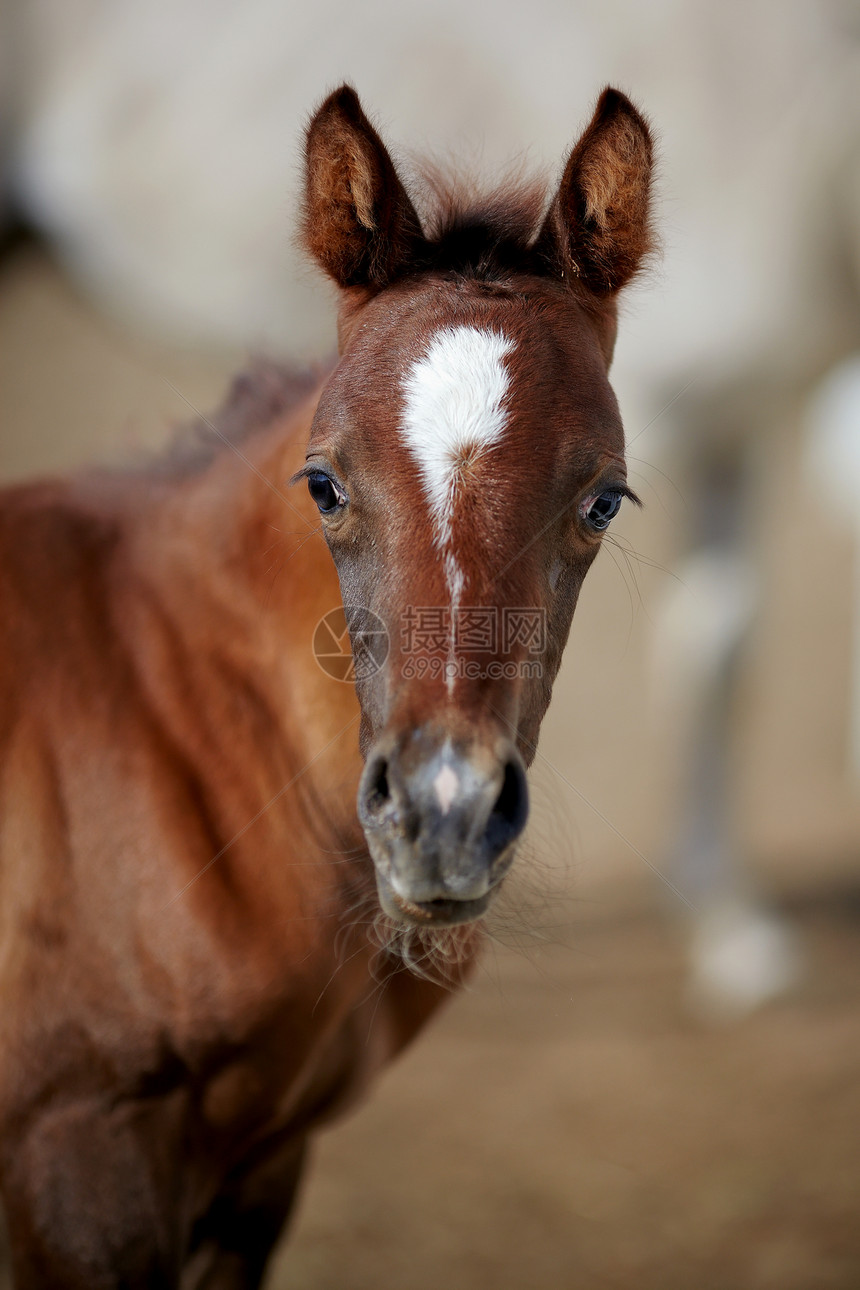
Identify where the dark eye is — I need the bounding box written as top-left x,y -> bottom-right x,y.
582,490 -> 623,532
307,471 -> 345,515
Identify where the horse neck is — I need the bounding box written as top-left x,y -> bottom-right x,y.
112,380 -> 364,849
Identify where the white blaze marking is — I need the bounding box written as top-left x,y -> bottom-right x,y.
400,325 -> 515,693
401,326 -> 515,542
433,764 -> 460,815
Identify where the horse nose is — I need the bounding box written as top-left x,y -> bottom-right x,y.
358,736 -> 529,914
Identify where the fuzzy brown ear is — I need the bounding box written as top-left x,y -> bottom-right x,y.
302,86 -> 423,290
536,88 -> 654,296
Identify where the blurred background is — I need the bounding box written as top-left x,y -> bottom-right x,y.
1,0 -> 860,1285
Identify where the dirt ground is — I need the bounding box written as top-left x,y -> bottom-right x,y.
0,893 -> 856,1289
269,891 -> 860,1290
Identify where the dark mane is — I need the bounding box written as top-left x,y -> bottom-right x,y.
147,360 -> 325,480
413,166 -> 550,282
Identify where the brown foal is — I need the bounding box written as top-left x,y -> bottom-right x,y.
0,85 -> 653,1286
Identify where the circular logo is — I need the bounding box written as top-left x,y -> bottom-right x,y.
312,605 -> 390,683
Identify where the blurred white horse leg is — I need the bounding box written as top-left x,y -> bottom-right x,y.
805,355 -> 860,777
652,548 -> 803,1021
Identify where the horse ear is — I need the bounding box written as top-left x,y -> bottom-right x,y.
536,88 -> 654,297
302,86 -> 423,290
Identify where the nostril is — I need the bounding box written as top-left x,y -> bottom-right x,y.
369,759 -> 390,806
496,759 -> 529,832
484,759 -> 529,855
364,757 -> 390,817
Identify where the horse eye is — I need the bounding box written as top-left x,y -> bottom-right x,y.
582,490 -> 623,532
307,471 -> 344,514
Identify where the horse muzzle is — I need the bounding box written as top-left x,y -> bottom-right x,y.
357,727 -> 529,926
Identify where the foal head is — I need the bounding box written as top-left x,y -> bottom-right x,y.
298,86 -> 653,927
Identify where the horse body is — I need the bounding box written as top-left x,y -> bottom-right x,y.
0,372 -> 443,1283
0,86 -> 653,1285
